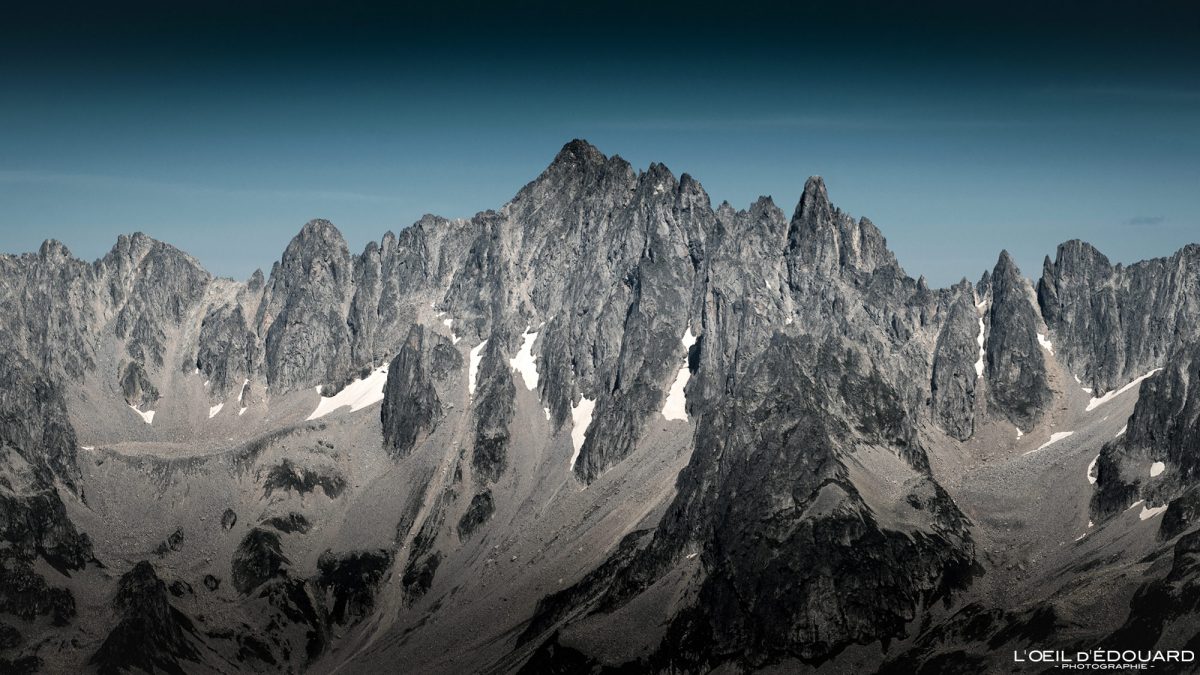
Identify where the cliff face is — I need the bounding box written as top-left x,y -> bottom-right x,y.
986,251 -> 1053,432
1039,239 -> 1200,395
0,140 -> 1198,673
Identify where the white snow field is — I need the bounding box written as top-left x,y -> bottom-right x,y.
307,364 -> 389,421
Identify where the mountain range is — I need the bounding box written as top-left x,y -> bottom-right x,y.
1,139 -> 1199,673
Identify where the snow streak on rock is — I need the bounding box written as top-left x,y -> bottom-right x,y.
469,340 -> 488,397
509,330 -> 539,391
569,397 -> 595,472
662,328 -> 697,421
1085,369 -> 1162,412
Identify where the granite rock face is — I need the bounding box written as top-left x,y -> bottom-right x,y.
258,220 -> 357,392
931,285 -> 983,440
381,325 -> 446,458
196,303 -> 258,400
1039,240 -> 1200,394
1092,342 -> 1200,522
985,251 -> 1052,432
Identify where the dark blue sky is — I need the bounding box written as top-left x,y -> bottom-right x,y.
1,0 -> 1197,285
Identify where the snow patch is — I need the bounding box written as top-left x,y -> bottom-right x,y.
306,364 -> 389,421
129,405 -> 154,425
442,317 -> 461,344
568,397 -> 596,472
1087,454 -> 1100,485
1086,369 -> 1162,412
1140,503 -> 1168,521
237,379 -> 249,403
80,445 -> 94,451
662,328 -> 698,421
1150,461 -> 1165,478
509,330 -> 539,391
1036,333 -> 1054,355
208,403 -> 223,419
1027,431 -> 1074,454
1127,500 -> 1144,511
974,317 -> 986,378
1116,425 -> 1127,438
239,406 -> 248,416
1016,426 -> 1024,439
469,340 -> 488,397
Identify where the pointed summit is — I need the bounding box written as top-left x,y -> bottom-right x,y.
550,139 -> 608,170
292,218 -> 346,246
994,249 -> 1017,272
794,176 -> 833,223
986,248 -> 1052,431
38,239 -> 72,263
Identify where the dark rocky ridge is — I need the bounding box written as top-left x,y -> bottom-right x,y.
90,560 -> 200,675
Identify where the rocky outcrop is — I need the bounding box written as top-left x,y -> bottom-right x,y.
257,220 -> 356,392
1122,342 -> 1200,477
525,336 -> 975,671
985,251 -> 1051,432
263,512 -> 311,534
381,325 -> 445,458
317,549 -> 393,625
1092,342 -> 1200,523
1038,240 -> 1200,394
102,233 -> 211,367
457,490 -> 494,539
196,304 -> 257,399
931,285 -> 982,440
262,459 -> 346,499
90,561 -> 200,675
119,360 -> 159,408
472,337 -> 517,484
232,528 -> 290,594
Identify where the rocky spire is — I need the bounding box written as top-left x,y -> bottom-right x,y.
986,250 -> 1051,431
257,219 -> 355,391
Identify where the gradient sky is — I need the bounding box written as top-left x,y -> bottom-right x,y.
1,0 -> 1197,286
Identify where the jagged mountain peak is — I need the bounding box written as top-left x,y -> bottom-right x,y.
37,239 -> 73,262
992,248 -> 1022,278
553,138 -> 607,166
289,218 -> 349,251
103,231 -> 208,272
793,175 -> 833,222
